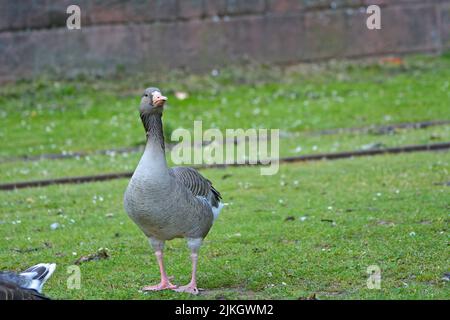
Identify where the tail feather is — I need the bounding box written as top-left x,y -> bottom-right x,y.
212,202 -> 224,221
20,263 -> 56,293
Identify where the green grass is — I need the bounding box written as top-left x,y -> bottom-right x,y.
0,152 -> 448,299
0,124 -> 449,184
0,53 -> 449,300
0,54 -> 449,158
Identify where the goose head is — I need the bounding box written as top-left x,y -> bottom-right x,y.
140,87 -> 168,115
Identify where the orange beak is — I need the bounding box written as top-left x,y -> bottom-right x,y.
152,92 -> 167,107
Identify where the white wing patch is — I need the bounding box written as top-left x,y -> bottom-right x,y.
196,196 -> 224,222
212,202 -> 224,221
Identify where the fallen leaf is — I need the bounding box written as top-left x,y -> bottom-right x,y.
50,222 -> 60,230
361,142 -> 386,151
75,248 -> 110,265
175,91 -> 189,100
221,174 -> 232,180
298,293 -> 319,300
380,57 -> 404,65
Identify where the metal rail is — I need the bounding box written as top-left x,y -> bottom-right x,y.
1,142 -> 449,191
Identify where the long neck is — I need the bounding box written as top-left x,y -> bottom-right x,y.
140,112 -> 167,168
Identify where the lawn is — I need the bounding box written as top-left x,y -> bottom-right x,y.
0,53 -> 449,299
1,54 -> 449,158
0,152 -> 448,299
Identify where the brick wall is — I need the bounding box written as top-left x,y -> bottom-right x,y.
0,0 -> 449,82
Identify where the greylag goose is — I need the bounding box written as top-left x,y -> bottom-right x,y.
124,87 -> 223,295
0,263 -> 56,300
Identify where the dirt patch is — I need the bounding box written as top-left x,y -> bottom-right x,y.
200,287 -> 257,300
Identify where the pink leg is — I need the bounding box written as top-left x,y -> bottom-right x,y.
142,250 -> 177,291
175,253 -> 199,295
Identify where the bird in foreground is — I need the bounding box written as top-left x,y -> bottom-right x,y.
0,263 -> 56,300
124,87 -> 223,294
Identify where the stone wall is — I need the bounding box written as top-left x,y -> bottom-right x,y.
0,0 -> 449,82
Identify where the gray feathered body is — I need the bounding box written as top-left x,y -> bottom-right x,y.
124,167 -> 216,240
124,113 -> 222,241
